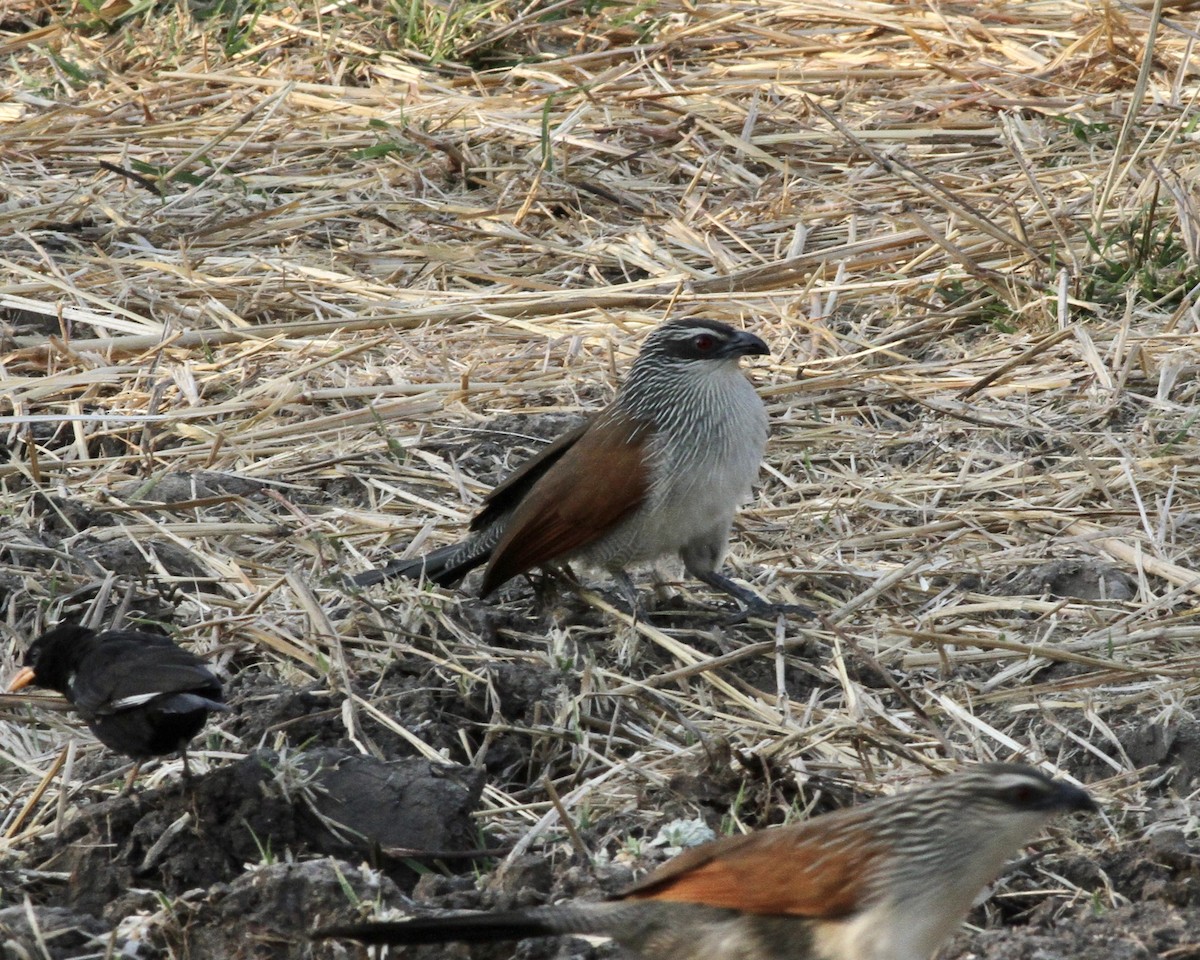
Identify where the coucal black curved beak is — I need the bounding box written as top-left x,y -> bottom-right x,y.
722,330 -> 770,358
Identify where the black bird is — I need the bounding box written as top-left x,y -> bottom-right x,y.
8,623 -> 227,789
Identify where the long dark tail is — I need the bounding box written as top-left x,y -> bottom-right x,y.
312,910 -> 562,946
348,541 -> 489,589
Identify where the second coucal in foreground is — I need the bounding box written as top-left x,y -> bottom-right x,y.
8,623 -> 227,788
353,319 -> 785,611
315,764 -> 1094,960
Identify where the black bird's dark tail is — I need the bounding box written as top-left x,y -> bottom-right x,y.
312,910 -> 563,946
159,693 -> 231,715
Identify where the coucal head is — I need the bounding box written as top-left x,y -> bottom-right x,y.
351,318 -> 788,613
624,318 -> 769,376
8,623 -> 227,766
314,763 -> 1095,960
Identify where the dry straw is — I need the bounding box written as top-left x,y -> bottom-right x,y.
1,0 -> 1197,915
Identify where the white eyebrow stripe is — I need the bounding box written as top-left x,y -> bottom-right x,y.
989,771 -> 1044,790
669,324 -> 728,340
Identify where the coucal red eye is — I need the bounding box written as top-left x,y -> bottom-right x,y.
693,334 -> 716,351
1006,784 -> 1040,806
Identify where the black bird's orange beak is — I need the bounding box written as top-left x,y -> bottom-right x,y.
8,667 -> 36,692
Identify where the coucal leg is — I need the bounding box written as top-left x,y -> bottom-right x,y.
691,569 -> 815,620
614,570 -> 648,621
681,537 -> 814,619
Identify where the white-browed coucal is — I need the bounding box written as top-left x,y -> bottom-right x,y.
8,623 -> 227,787
314,763 -> 1095,960
353,319 -> 785,612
